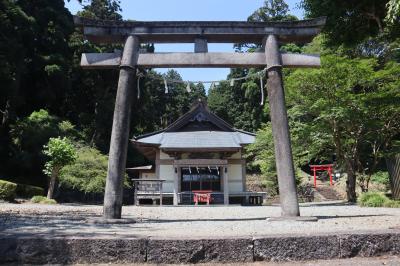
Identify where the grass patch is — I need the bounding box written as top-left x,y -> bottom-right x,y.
358,192 -> 400,208
31,195 -> 57,204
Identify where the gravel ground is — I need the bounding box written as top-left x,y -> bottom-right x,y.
1,201 -> 400,238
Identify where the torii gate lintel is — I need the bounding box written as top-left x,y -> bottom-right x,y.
75,17 -> 326,219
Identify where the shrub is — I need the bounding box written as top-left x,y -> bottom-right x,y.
0,180 -> 17,201
371,171 -> 390,185
31,195 -> 57,204
16,184 -> 44,198
60,146 -> 130,194
383,200 -> 400,208
358,192 -> 389,207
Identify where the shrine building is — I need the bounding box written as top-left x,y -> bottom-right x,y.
129,99 -> 264,205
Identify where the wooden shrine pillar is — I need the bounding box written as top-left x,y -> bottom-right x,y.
103,36 -> 140,219
264,35 -> 300,217
313,167 -> 317,187
223,166 -> 229,205
173,167 -> 179,206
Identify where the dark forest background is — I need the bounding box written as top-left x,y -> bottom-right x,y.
0,0 -> 399,202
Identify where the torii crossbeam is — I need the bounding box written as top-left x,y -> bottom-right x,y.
74,16 -> 326,220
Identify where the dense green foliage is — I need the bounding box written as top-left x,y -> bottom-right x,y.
386,0 -> 400,24
16,183 -> 44,198
0,179 -> 17,201
358,192 -> 400,208
208,70 -> 266,132
0,0 -> 399,203
208,0 -> 294,132
244,0 -> 400,202
370,171 -> 391,188
358,192 -> 389,207
0,0 -> 205,194
284,55 -> 400,201
31,195 -> 57,204
60,146 -> 108,193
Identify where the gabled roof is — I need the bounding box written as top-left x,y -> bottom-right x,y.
164,99 -> 234,132
132,99 -> 255,151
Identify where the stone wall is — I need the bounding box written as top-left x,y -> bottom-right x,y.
1,231 -> 400,264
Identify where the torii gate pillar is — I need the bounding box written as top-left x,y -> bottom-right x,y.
103,36 -> 139,219
265,35 -> 300,217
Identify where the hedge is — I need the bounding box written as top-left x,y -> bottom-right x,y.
16,183 -> 44,198
0,180 -> 17,201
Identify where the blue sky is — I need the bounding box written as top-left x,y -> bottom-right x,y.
66,0 -> 303,91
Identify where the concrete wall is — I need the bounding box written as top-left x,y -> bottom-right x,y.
229,151 -> 241,159
227,164 -> 244,192
140,172 -> 156,179
159,164 -> 175,192
160,151 -> 172,159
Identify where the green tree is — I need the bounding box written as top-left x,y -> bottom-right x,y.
209,0 -> 296,132
283,55 -> 400,202
248,0 -> 298,22
8,110 -> 81,186
386,0 -> 400,24
43,137 -> 77,199
208,69 -> 266,132
301,0 -> 388,44
301,0 -> 400,61
0,0 -> 74,181
60,145 -> 108,193
79,0 -> 122,20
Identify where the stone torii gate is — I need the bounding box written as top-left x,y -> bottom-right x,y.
74,16 -> 326,220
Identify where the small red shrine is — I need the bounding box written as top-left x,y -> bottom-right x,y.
309,164 -> 334,187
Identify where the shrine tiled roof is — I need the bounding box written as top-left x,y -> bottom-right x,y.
131,99 -> 255,150
134,130 -> 255,149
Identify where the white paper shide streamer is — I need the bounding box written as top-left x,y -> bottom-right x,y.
164,78 -> 169,94
186,82 -> 191,93
259,75 -> 264,106
210,82 -> 215,91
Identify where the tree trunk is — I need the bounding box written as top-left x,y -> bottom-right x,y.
387,155 -> 400,200
346,169 -> 357,203
47,168 -> 59,199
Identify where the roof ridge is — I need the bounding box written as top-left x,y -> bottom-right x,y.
133,129 -> 165,140
233,128 -> 256,136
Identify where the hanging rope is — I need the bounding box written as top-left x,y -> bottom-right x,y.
137,68 -> 269,103
155,68 -> 267,86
